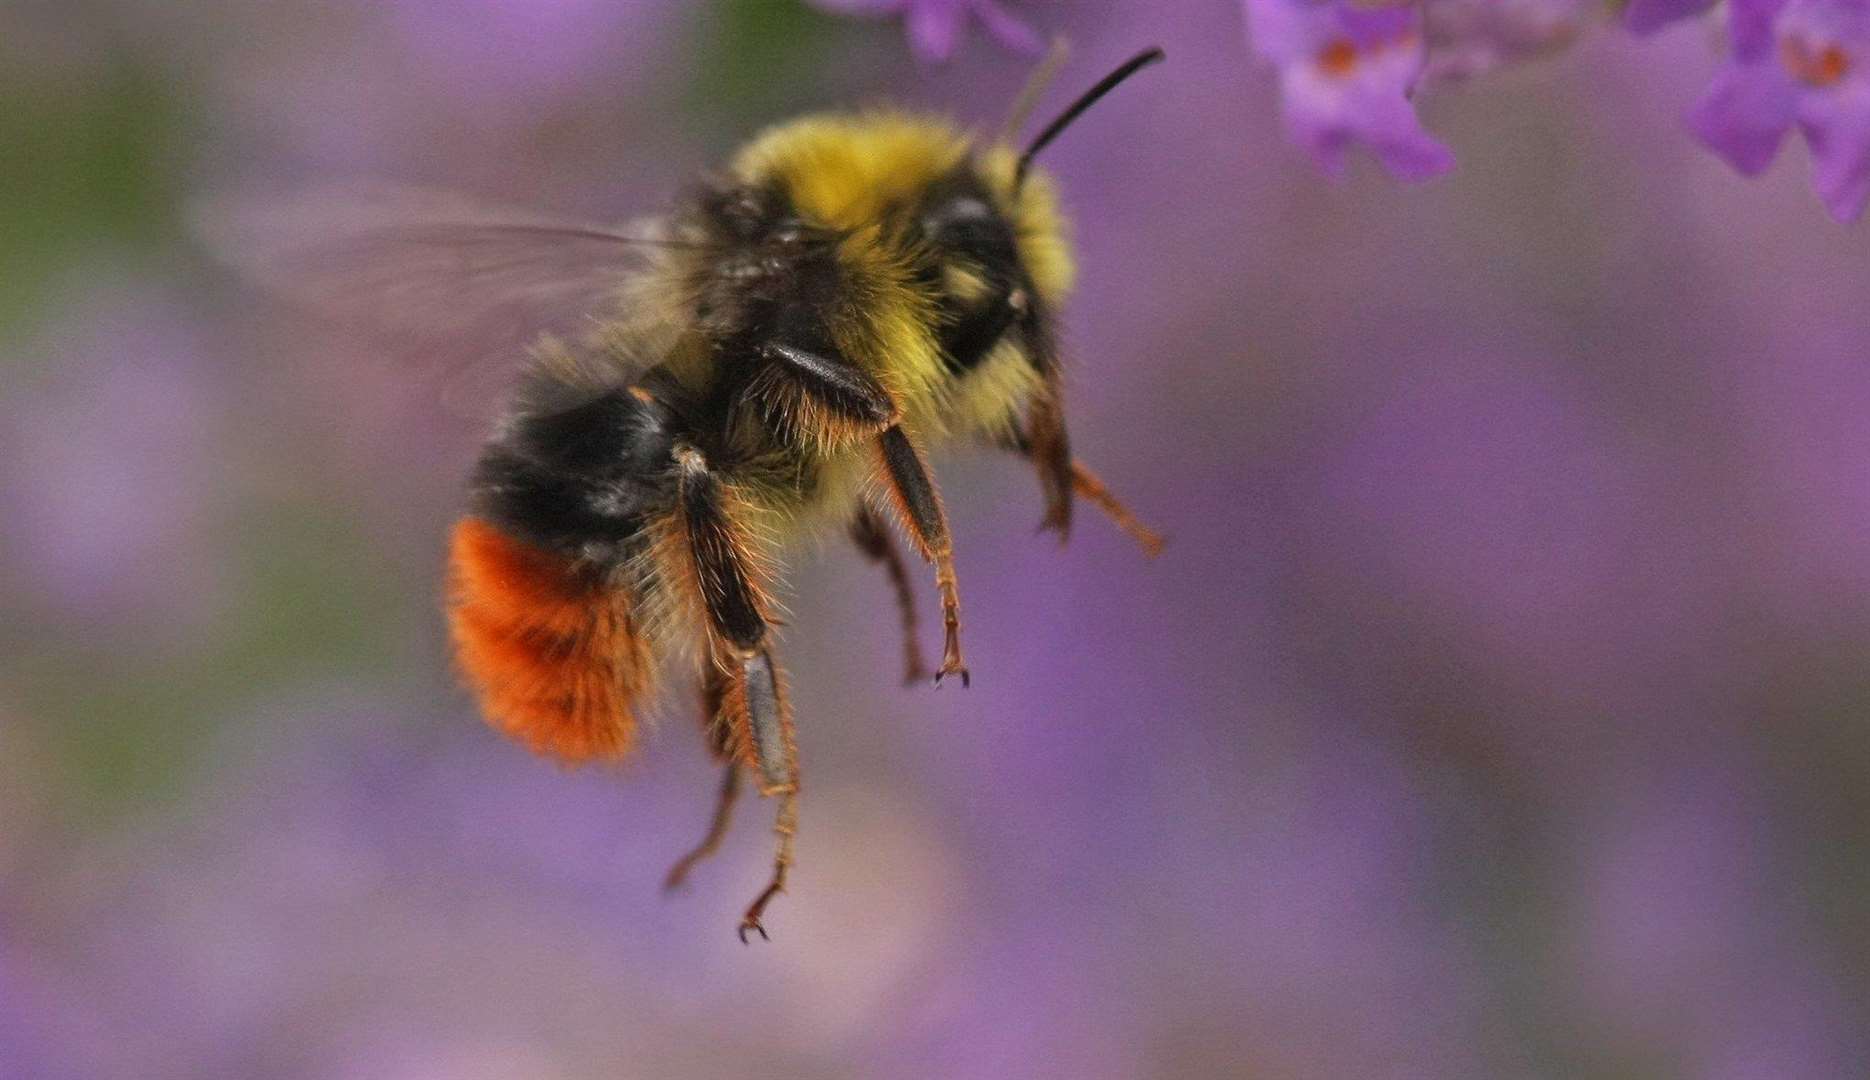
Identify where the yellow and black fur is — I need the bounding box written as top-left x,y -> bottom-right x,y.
446,50 -> 1167,941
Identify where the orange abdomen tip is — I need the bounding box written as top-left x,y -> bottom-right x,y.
446,518 -> 651,763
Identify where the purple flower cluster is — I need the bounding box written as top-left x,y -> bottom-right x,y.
1246,0 -> 1455,181
804,0 -> 1869,219
1690,0 -> 1870,220
1237,0 -> 1870,219
808,0 -> 1043,63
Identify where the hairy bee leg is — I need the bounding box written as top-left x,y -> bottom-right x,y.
675,445 -> 770,652
732,650 -> 795,795
695,648 -> 800,943
849,505 -> 929,685
673,445 -> 801,940
762,341 -> 898,427
663,761 -> 742,892
740,783 -> 797,943
1025,386 -> 1074,539
699,661 -> 740,761
748,335 -> 900,447
727,650 -> 798,943
685,647 -> 799,942
1065,460 -> 1167,558
874,425 -> 969,686
663,664 -> 744,892
672,445 -> 789,781
1001,430 -> 1165,558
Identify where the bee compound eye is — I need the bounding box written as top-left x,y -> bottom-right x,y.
927,198 -> 1021,271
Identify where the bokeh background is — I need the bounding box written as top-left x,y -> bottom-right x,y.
6,2 -> 1870,1077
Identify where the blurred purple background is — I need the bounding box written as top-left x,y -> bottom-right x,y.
5,2 -> 1870,1077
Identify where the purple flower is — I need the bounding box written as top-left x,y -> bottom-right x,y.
809,0 -> 1043,64
1627,0 -> 1787,54
1689,0 -> 1870,220
1622,0 -> 1719,35
1244,0 -> 1456,181
1423,0 -> 1593,81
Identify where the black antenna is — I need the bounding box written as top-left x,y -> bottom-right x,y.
1014,46 -> 1165,189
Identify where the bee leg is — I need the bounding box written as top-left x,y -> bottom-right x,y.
753,338 -> 954,684
673,445 -> 800,941
874,425 -> 969,687
1001,428 -> 1166,558
1062,460 -> 1166,557
1024,385 -> 1075,540
849,505 -> 929,685
662,758 -> 742,892
761,341 -> 897,423
724,649 -> 798,943
664,667 -> 746,892
751,337 -> 897,445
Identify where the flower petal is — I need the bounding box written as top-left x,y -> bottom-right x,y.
1729,0 -> 1794,60
972,0 -> 1045,56
1798,86 -> 1870,220
906,0 -> 967,62
1623,0 -> 1719,35
1282,65 -> 1456,181
1688,63 -> 1800,175
1250,0 -> 1454,181
1423,0 -> 1592,83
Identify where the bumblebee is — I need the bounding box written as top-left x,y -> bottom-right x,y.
211,47 -> 1165,940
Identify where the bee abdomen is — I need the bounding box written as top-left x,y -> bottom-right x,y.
447,517 -> 652,763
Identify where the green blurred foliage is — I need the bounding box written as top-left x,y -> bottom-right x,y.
0,57 -> 192,349
681,0 -> 903,140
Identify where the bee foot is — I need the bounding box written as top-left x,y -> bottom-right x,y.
738,876 -> 785,943
934,630 -> 969,687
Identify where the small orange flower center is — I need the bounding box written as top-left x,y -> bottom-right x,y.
1780,37 -> 1852,87
1318,38 -> 1360,76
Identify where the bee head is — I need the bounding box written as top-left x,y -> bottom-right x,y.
721,113 -> 1074,324
689,51 -> 1159,425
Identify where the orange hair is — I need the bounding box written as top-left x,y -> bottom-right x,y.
446,518 -> 651,762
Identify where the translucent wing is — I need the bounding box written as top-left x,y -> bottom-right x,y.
193,183 -> 691,418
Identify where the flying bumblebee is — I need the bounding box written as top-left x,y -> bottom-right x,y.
207,47 -> 1166,940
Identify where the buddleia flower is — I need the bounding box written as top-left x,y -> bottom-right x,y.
808,0 -> 1043,63
1423,0 -> 1593,81
1689,0 -> 1870,220
1243,0 -> 1456,181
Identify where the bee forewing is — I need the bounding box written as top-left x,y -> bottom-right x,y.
191,183 -> 676,421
